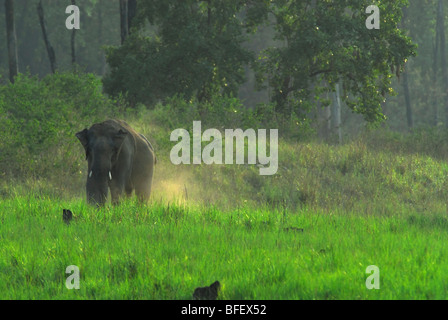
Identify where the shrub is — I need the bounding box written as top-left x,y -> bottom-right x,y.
0,72 -> 118,178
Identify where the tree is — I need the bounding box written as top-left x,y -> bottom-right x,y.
433,2 -> 440,126
97,0 -> 107,75
0,0 -> 120,77
253,0 -> 417,123
438,0 -> 448,127
71,0 -> 76,66
402,69 -> 413,129
128,0 -> 137,32
388,0 -> 442,130
401,6 -> 413,130
104,0 -> 252,106
332,82 -> 342,143
119,0 -> 136,45
5,0 -> 18,83
119,0 -> 128,45
37,0 -> 57,73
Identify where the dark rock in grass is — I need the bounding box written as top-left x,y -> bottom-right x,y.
63,209 -> 73,225
193,281 -> 220,300
283,227 -> 304,233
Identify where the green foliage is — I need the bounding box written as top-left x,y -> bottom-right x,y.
103,0 -> 252,106
0,0 -> 438,130
146,93 -> 314,141
0,72 -> 117,177
253,0 -> 416,122
146,94 -> 256,132
103,0 -> 416,125
385,0 -> 446,130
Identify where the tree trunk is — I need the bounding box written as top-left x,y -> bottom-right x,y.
273,75 -> 291,114
433,12 -> 440,126
37,0 -> 57,73
119,0 -> 128,45
207,0 -> 211,26
119,0 -> 136,44
438,0 -> 448,127
402,70 -> 413,130
332,82 -> 342,144
127,0 -> 137,31
71,0 -> 76,66
5,0 -> 18,83
401,6 -> 413,131
71,0 -> 76,67
324,103 -> 331,140
98,0 -> 107,75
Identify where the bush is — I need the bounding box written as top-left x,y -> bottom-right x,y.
0,72 -> 118,178
148,92 -> 310,133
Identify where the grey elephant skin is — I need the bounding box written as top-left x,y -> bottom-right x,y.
76,119 -> 156,206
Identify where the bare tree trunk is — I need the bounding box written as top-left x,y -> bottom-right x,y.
402,70 -> 413,130
37,0 -> 57,73
71,0 -> 76,67
98,0 -> 107,75
207,0 -> 211,26
332,82 -> 342,144
401,6 -> 413,131
127,0 -> 137,31
438,0 -> 448,127
324,103 -> 331,140
433,13 -> 440,126
119,0 -> 128,45
119,0 -> 136,45
5,0 -> 18,83
317,85 -> 332,141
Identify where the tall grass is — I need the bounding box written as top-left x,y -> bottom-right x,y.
1,194 -> 448,299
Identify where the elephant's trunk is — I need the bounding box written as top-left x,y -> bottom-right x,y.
86,167 -> 111,206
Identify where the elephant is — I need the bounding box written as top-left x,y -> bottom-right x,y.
76,119 -> 156,206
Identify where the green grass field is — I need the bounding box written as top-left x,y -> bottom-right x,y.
2,134 -> 448,300
3,106 -> 448,299
1,195 -> 448,299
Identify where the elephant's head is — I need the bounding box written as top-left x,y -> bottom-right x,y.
76,124 -> 128,206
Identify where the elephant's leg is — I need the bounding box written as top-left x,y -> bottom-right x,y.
125,184 -> 133,198
109,176 -> 127,205
135,183 -> 151,203
110,184 -> 124,205
134,169 -> 153,204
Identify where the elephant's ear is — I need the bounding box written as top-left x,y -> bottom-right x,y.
75,129 -> 88,149
76,129 -> 89,159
